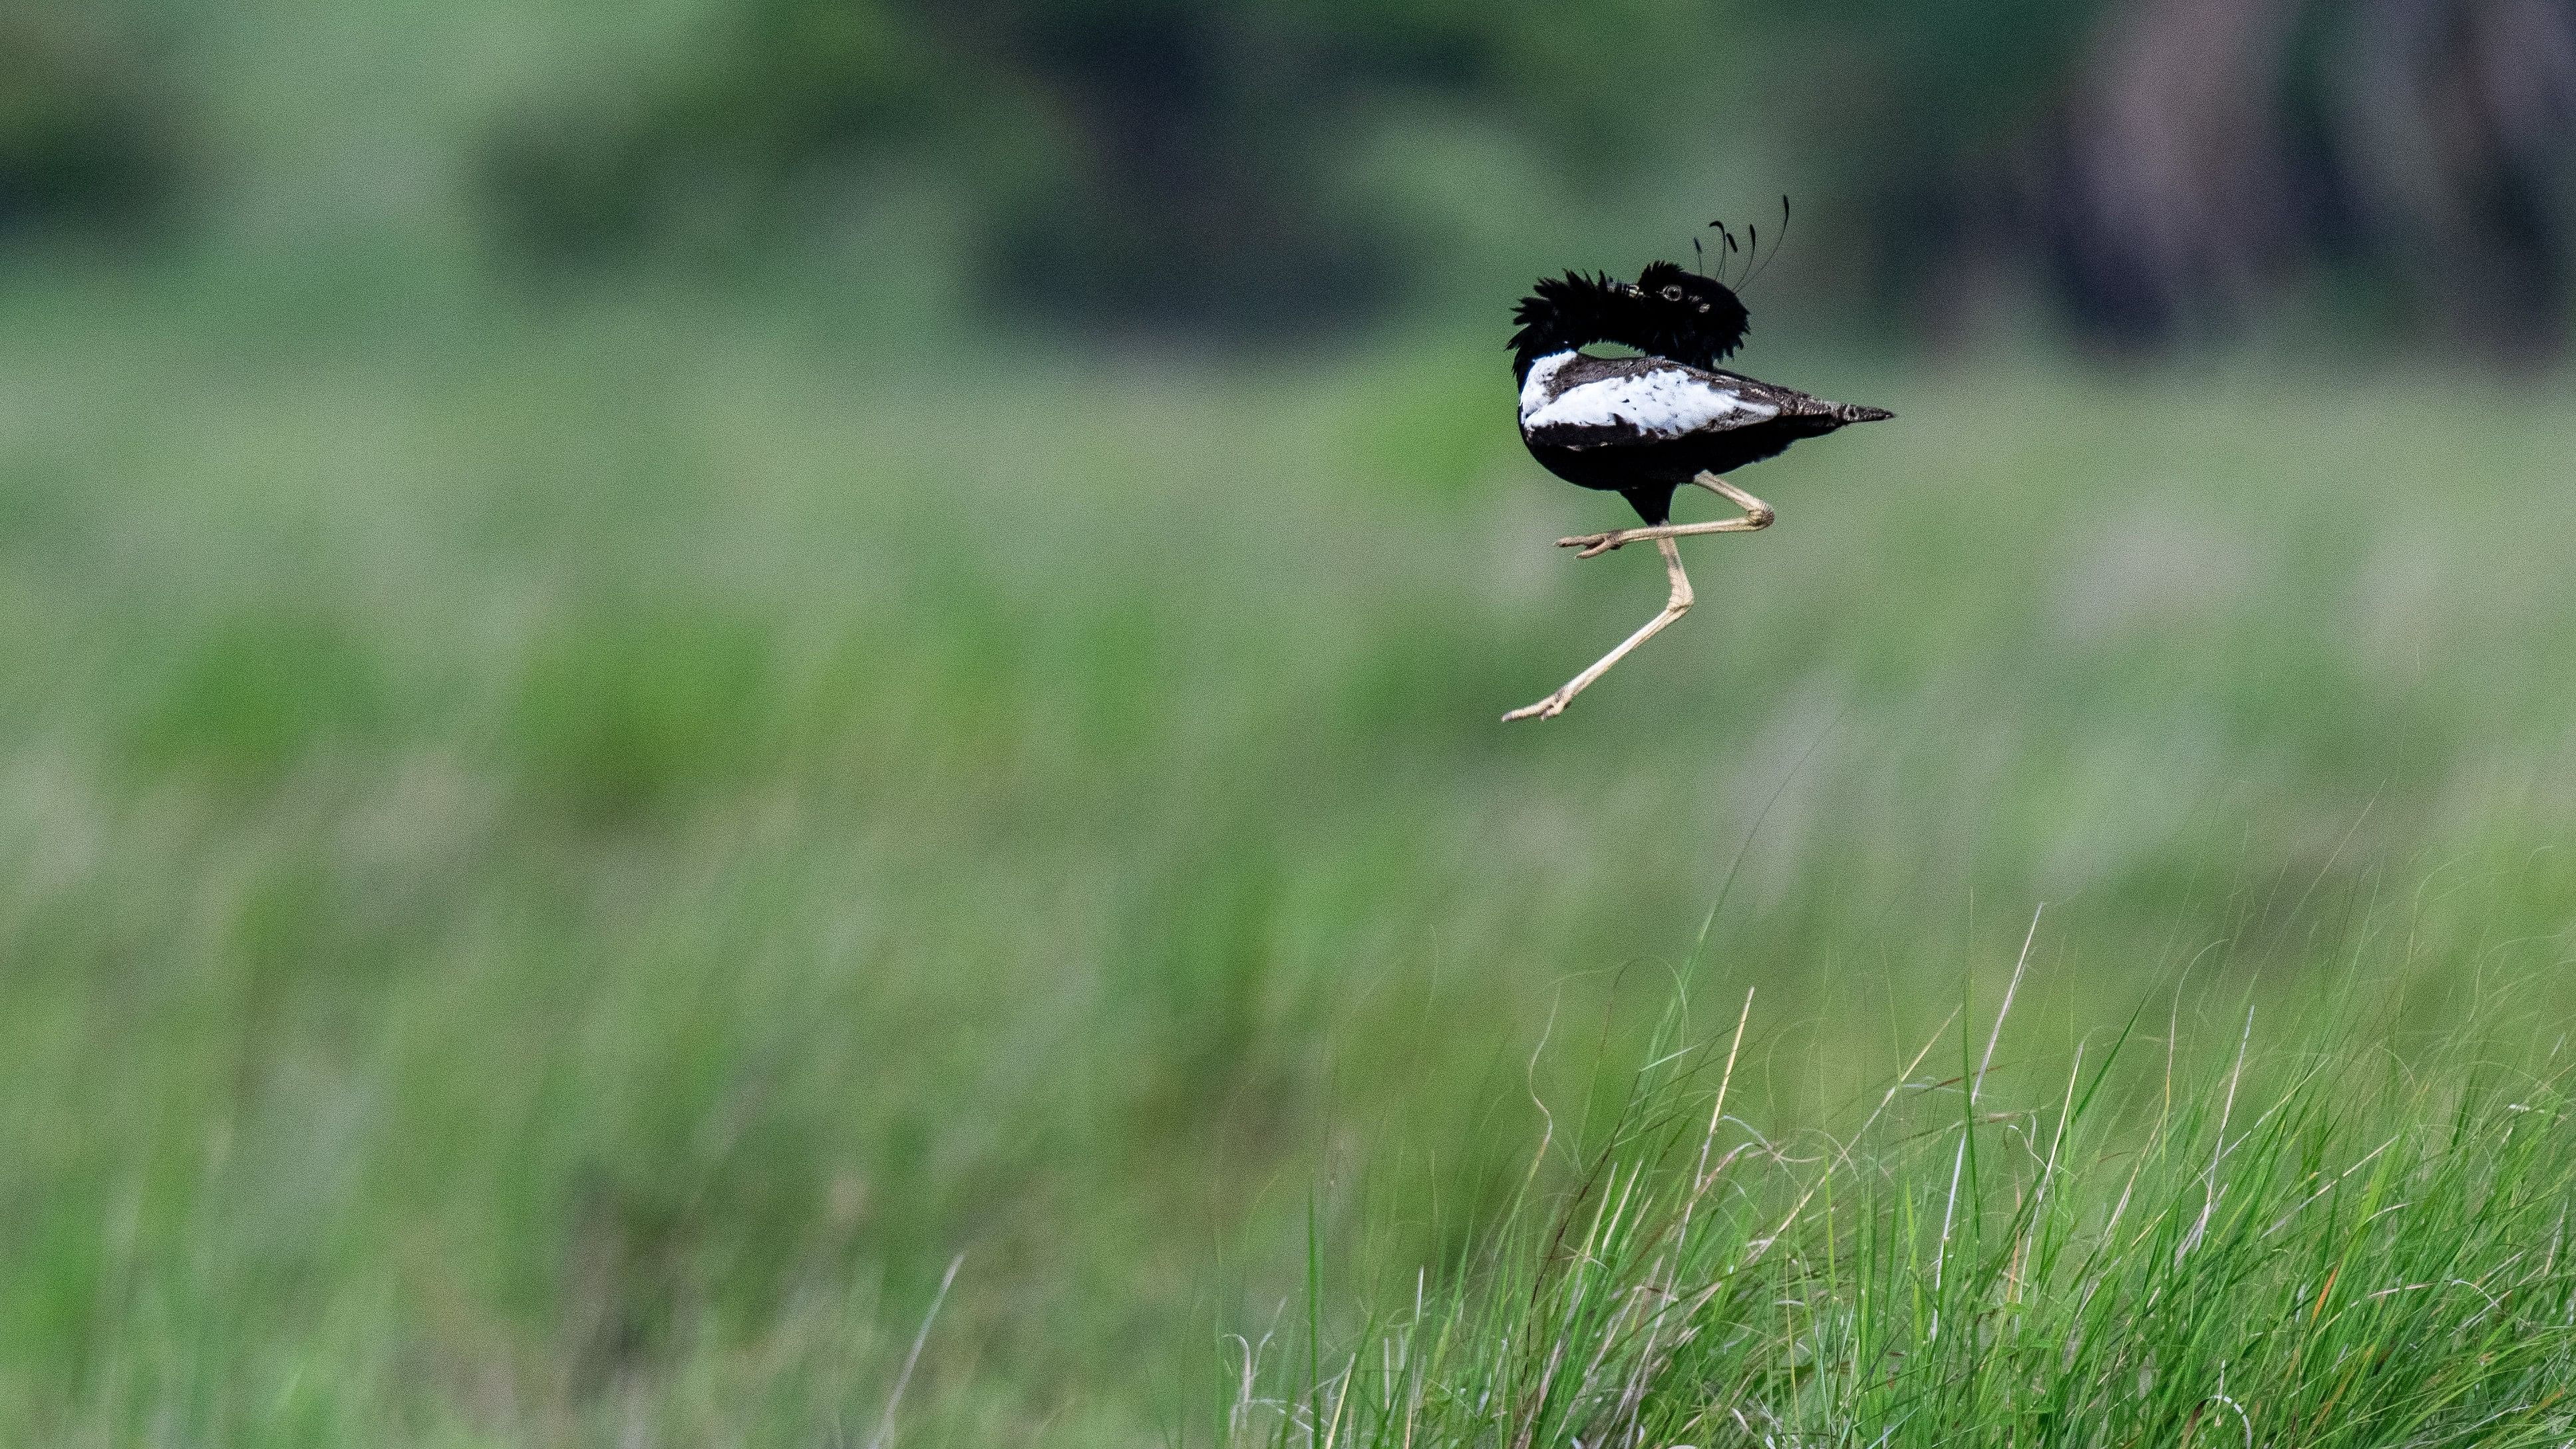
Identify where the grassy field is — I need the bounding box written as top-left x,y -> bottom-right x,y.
3,281 -> 2573,1443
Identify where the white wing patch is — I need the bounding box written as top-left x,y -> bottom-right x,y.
1520,358 -> 1778,440
1517,351 -> 1577,418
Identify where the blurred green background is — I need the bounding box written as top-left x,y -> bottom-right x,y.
4,0 -> 2575,1442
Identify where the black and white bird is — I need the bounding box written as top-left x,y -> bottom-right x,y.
1502,245 -> 1891,722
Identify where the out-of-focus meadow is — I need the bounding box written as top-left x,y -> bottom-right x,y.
5,1 -> 2576,1442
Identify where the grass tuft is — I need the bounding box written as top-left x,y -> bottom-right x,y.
1225,981 -> 2576,1448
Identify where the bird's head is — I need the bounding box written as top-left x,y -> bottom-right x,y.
1625,261 -> 1750,369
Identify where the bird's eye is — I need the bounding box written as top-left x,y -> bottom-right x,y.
1661,285 -> 1684,301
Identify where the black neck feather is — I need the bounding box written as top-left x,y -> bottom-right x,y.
1508,264 -> 1751,381
1510,271 -> 1629,383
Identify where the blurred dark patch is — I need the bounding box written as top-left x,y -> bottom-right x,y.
0,11 -> 188,246
478,1 -> 968,264
969,3 -> 1400,333
1797,0 -> 2576,356
476,0 -> 2568,351
1918,0 -> 2575,355
14,1 -> 2575,351
474,1 -> 1718,335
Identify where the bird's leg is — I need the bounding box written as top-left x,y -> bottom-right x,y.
1558,474 -> 1776,558
1502,537 -> 1693,722
1691,472 -> 1775,518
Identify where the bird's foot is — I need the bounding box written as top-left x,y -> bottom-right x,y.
1502,692 -> 1571,723
1557,530 -> 1628,559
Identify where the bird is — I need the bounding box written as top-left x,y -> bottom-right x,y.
1502,226 -> 1892,722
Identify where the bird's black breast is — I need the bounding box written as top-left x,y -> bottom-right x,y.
1522,426 -> 1822,523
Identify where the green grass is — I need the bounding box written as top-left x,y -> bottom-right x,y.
1225,973 -> 2576,1448
1,281 -> 2573,1442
